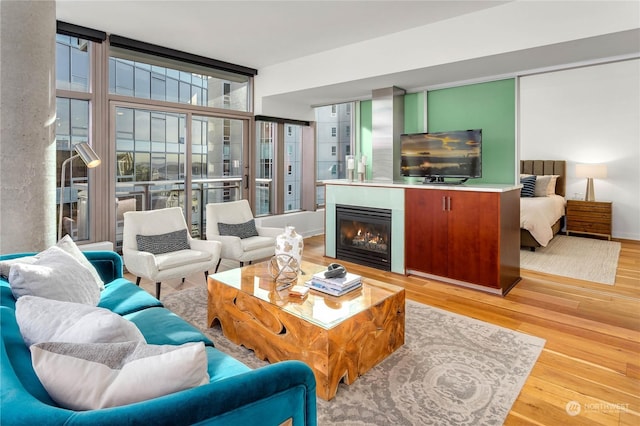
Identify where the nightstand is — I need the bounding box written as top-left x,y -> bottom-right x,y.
565,199 -> 612,240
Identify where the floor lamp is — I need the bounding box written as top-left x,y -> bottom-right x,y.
58,142 -> 101,240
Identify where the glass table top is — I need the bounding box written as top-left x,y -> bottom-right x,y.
209,260 -> 404,330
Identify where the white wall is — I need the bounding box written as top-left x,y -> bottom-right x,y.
519,59 -> 640,240
255,1 -> 639,119
255,209 -> 325,238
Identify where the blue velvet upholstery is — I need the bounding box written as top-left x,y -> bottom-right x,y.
98,278 -> 162,315
1,251 -> 317,426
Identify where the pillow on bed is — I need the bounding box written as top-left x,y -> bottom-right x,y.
520,175 -> 537,197
534,175 -> 559,196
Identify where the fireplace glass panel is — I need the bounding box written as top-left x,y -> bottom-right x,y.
336,205 -> 391,271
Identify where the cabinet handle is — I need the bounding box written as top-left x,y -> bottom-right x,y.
447,196 -> 451,211
442,196 -> 446,211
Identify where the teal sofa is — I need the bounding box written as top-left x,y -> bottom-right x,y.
0,251 -> 317,425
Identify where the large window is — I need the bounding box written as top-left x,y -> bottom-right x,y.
109,50 -> 250,112
56,35 -> 90,92
109,48 -> 252,247
255,121 -> 275,216
284,124 -> 302,212
56,35 -> 94,241
56,24 -> 255,248
315,102 -> 355,206
255,120 -> 307,215
113,107 -> 246,247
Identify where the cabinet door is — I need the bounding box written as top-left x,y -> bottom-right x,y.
447,191 -> 500,287
405,189 -> 448,277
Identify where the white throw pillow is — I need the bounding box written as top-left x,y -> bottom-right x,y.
31,341 -> 210,410
56,235 -> 105,290
0,256 -> 37,279
16,296 -> 145,347
9,246 -> 100,305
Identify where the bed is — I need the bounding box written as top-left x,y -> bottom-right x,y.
520,160 -> 567,251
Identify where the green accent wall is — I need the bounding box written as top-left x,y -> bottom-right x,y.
358,80 -> 514,184
404,92 -> 425,134
427,79 -> 516,184
360,100 -> 372,180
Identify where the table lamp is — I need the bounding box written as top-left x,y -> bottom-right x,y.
58,142 -> 101,240
575,163 -> 607,202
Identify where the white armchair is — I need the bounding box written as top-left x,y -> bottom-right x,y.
122,207 -> 221,299
205,200 -> 282,272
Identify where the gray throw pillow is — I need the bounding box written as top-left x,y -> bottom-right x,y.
218,219 -> 259,239
136,229 -> 190,255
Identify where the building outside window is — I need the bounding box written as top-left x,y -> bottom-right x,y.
110,52 -> 248,245
255,120 -> 303,215
315,102 -> 354,206
55,27 -> 255,248
255,121 -> 275,216
109,51 -> 250,112
283,123 -> 302,212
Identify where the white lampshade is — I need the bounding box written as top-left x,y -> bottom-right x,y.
575,163 -> 607,202
575,163 -> 607,179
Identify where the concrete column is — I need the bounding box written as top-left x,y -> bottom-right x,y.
0,0 -> 57,253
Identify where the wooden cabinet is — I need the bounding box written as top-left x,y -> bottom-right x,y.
405,188 -> 520,295
566,200 -> 612,240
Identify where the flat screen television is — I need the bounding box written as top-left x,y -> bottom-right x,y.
400,129 -> 482,184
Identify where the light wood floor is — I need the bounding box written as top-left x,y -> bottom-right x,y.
133,236 -> 640,426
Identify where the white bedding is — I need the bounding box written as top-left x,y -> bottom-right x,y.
520,194 -> 566,247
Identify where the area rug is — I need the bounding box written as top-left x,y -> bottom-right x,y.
521,235 -> 620,285
163,287 -> 545,426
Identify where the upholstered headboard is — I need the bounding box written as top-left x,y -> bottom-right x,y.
520,160 -> 566,197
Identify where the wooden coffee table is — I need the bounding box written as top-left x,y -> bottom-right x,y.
207,260 -> 405,400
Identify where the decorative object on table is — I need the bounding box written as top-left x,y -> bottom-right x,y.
323,263 -> 347,278
288,285 -> 309,298
306,266 -> 362,296
58,142 -> 101,240
275,226 -> 304,266
268,254 -> 300,288
358,155 -> 366,182
575,163 -> 607,201
346,155 -> 355,182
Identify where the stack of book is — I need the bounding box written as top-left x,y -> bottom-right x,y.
305,271 -> 362,296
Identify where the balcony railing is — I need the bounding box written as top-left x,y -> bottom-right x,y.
115,177 -> 242,249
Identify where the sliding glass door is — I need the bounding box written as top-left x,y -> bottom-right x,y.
113,105 -> 245,249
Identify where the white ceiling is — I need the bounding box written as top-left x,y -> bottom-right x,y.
57,1 -> 640,107
56,0 -> 510,69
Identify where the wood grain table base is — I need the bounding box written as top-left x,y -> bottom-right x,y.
207,277 -> 405,400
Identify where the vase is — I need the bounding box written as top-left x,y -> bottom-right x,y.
275,226 -> 304,267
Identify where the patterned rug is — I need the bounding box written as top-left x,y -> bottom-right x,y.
521,235 -> 621,284
163,287 -> 545,426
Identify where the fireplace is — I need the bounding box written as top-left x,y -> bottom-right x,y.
336,204 -> 392,271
